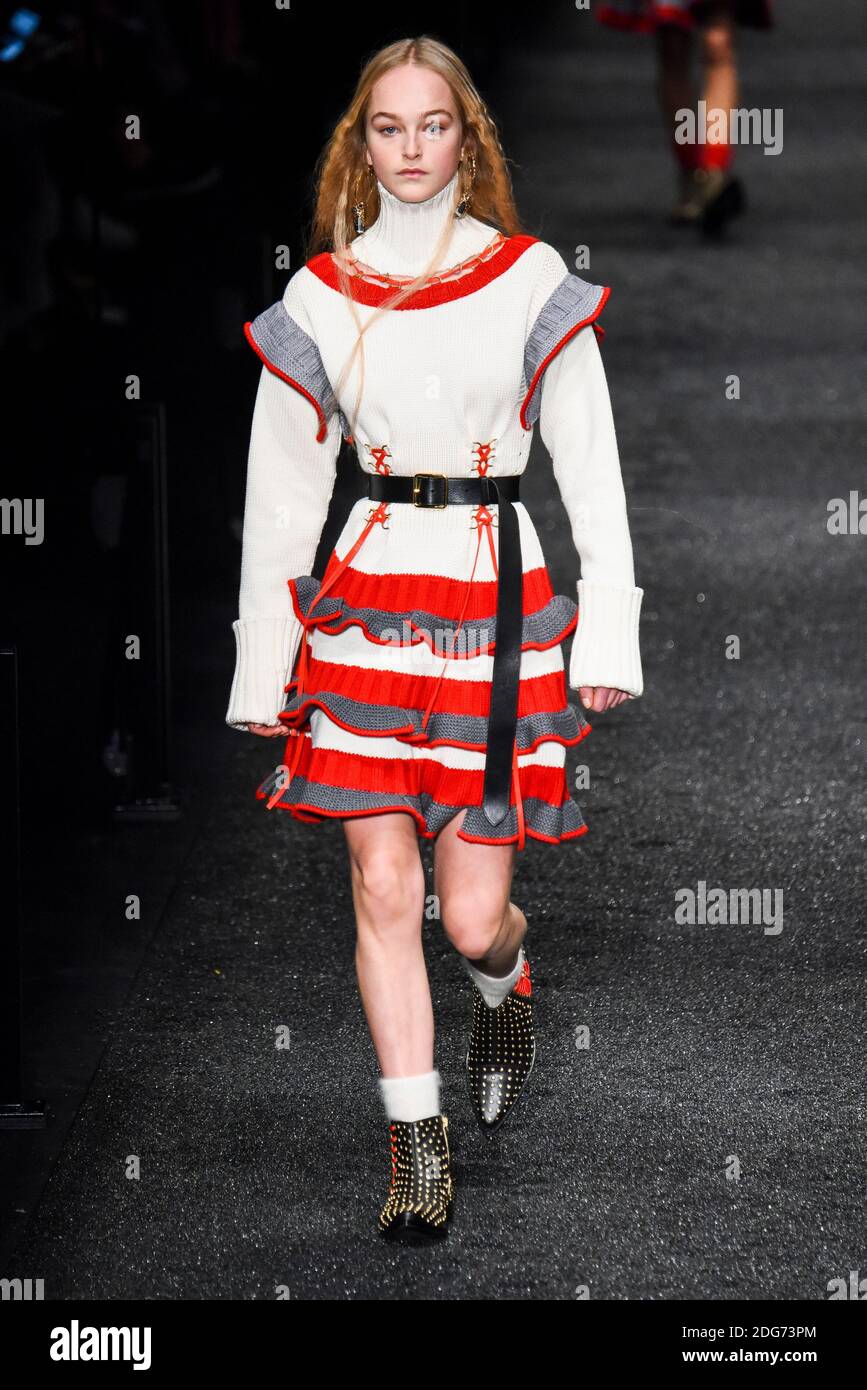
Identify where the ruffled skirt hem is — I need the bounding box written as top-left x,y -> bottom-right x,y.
278,686 -> 592,755
255,530 -> 593,849
256,749 -> 589,847
289,574 -> 578,658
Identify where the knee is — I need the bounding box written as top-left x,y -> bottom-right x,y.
439,891 -> 507,959
349,847 -> 426,931
702,24 -> 735,69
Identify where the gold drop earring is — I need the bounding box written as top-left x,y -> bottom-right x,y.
352,163 -> 375,234
455,151 -> 476,218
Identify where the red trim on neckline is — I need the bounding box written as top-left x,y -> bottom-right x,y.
306,234 -> 540,309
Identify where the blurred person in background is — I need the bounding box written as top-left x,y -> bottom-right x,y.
596,0 -> 774,234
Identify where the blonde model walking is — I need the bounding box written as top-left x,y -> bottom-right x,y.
226,36 -> 644,1241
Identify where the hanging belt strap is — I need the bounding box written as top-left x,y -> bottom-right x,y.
366,471 -> 522,828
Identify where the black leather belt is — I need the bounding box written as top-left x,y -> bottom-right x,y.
367,471 -> 522,829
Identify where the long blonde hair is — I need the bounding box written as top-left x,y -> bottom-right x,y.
305,36 -> 526,445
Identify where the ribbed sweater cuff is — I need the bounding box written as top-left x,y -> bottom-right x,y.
569,579 -> 644,697
225,615 -> 303,730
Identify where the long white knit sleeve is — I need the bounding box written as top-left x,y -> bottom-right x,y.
539,323 -> 644,697
225,363 -> 342,730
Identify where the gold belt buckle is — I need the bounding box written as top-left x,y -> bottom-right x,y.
412,473 -> 448,508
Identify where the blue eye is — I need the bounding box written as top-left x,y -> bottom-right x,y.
376,122 -> 447,137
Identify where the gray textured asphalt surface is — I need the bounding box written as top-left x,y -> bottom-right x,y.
5,0 -> 866,1299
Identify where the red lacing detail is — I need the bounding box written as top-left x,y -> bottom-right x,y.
471,439 -> 497,476
366,444 -> 392,475
513,956 -> 532,997
470,502 -> 497,537
265,500 -> 391,809
364,502 -> 391,529
511,742 -> 526,851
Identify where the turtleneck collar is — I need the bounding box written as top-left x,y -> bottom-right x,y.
349,170 -> 499,277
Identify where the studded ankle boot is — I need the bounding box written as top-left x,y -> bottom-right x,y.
378,1113 -> 454,1241
466,951 -> 536,1133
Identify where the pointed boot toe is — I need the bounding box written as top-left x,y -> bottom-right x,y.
465,952 -> 536,1133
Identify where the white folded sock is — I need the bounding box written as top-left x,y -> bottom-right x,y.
378,1068 -> 441,1122
460,943 -> 525,1009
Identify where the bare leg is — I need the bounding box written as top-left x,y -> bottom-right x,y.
699,1 -> 738,126
433,809 -> 527,972
655,21 -> 696,139
694,0 -> 744,230
343,812 -> 431,1076
655,20 -> 700,220
657,3 -> 741,224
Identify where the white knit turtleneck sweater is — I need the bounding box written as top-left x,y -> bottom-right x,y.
226,171 -> 644,729
349,170 -> 496,275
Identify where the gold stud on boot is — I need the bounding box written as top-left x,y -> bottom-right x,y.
378,1113 -> 454,1242
465,952 -> 536,1133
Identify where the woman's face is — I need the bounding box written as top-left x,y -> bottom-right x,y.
364,63 -> 464,204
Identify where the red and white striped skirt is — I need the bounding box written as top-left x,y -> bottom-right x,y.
256,492 -> 593,850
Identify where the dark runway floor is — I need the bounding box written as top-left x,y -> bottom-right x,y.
3,0 -> 865,1299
